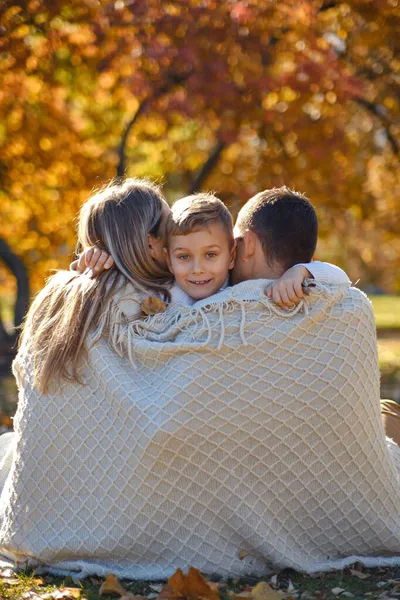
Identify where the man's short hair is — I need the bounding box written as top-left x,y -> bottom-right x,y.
236,186 -> 318,270
167,193 -> 234,245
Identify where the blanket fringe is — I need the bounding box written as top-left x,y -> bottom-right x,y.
88,281 -> 344,367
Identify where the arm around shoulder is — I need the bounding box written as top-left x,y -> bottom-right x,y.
295,261 -> 351,285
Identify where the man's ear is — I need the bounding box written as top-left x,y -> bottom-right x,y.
163,247 -> 173,274
229,239 -> 237,270
241,229 -> 256,261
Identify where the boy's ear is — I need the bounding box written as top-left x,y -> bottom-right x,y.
163,247 -> 173,273
229,238 -> 237,270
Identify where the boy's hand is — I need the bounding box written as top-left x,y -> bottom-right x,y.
265,265 -> 311,309
75,247 -> 114,276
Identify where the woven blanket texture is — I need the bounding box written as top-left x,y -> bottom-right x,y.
1,279 -> 400,580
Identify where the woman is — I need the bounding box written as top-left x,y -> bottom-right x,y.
18,177 -> 173,394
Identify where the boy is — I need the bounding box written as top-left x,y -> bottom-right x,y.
163,191 -> 349,304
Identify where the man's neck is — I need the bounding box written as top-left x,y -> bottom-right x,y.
249,261 -> 285,281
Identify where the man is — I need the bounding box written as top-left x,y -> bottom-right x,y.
79,185 -> 400,444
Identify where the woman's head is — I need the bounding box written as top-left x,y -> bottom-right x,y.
78,178 -> 172,291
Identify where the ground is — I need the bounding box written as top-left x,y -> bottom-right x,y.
1,565 -> 400,600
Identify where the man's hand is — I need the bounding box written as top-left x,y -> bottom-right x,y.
76,247 -> 114,276
265,265 -> 311,309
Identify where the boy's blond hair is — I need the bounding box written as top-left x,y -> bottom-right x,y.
166,193 -> 234,245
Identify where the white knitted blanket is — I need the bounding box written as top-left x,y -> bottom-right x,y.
1,279 -> 400,579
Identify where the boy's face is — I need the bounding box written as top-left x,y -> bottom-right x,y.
165,222 -> 236,300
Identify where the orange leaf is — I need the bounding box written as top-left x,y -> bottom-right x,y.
166,567 -> 219,600
141,296 -> 167,316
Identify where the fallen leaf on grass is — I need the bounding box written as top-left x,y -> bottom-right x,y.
251,582 -> 283,600
100,574 -> 129,596
163,567 -> 219,600
0,568 -> 16,578
141,297 -> 167,316
3,577 -> 21,585
350,569 -> 370,580
41,588 -> 81,599
99,574 -> 146,600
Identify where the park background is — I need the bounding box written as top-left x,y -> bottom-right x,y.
0,0 -> 400,415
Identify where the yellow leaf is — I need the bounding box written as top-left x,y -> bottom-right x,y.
99,574 -> 128,597
251,582 -> 283,600
349,569 -> 370,579
41,588 -> 81,599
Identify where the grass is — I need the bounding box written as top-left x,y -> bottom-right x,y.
378,339 -> 400,376
0,569 -> 156,600
0,294 -> 14,331
369,295 -> 400,330
0,566 -> 400,600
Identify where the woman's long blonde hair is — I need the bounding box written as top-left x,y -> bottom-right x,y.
19,178 -> 172,393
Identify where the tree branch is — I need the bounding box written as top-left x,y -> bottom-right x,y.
318,1 -> 338,12
354,97 -> 399,157
117,98 -> 149,178
116,71 -> 193,178
188,138 -> 227,194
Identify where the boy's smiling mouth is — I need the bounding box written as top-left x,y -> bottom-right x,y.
187,279 -> 213,285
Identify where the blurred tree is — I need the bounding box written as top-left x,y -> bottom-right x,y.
0,239 -> 29,375
0,0 -> 399,294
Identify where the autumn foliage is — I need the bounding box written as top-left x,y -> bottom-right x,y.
0,0 -> 399,294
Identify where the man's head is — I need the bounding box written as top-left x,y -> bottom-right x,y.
165,193 -> 236,300
232,186 -> 318,284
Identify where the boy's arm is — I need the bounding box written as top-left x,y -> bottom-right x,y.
266,261 -> 350,309
294,261 -> 350,285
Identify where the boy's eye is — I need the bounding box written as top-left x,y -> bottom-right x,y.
206,252 -> 217,258
177,254 -> 189,260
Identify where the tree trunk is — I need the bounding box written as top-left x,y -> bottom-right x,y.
0,237 -> 30,334
188,138 -> 226,194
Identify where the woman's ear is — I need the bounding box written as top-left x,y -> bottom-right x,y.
148,233 -> 154,253
229,238 -> 237,269
163,247 -> 173,274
